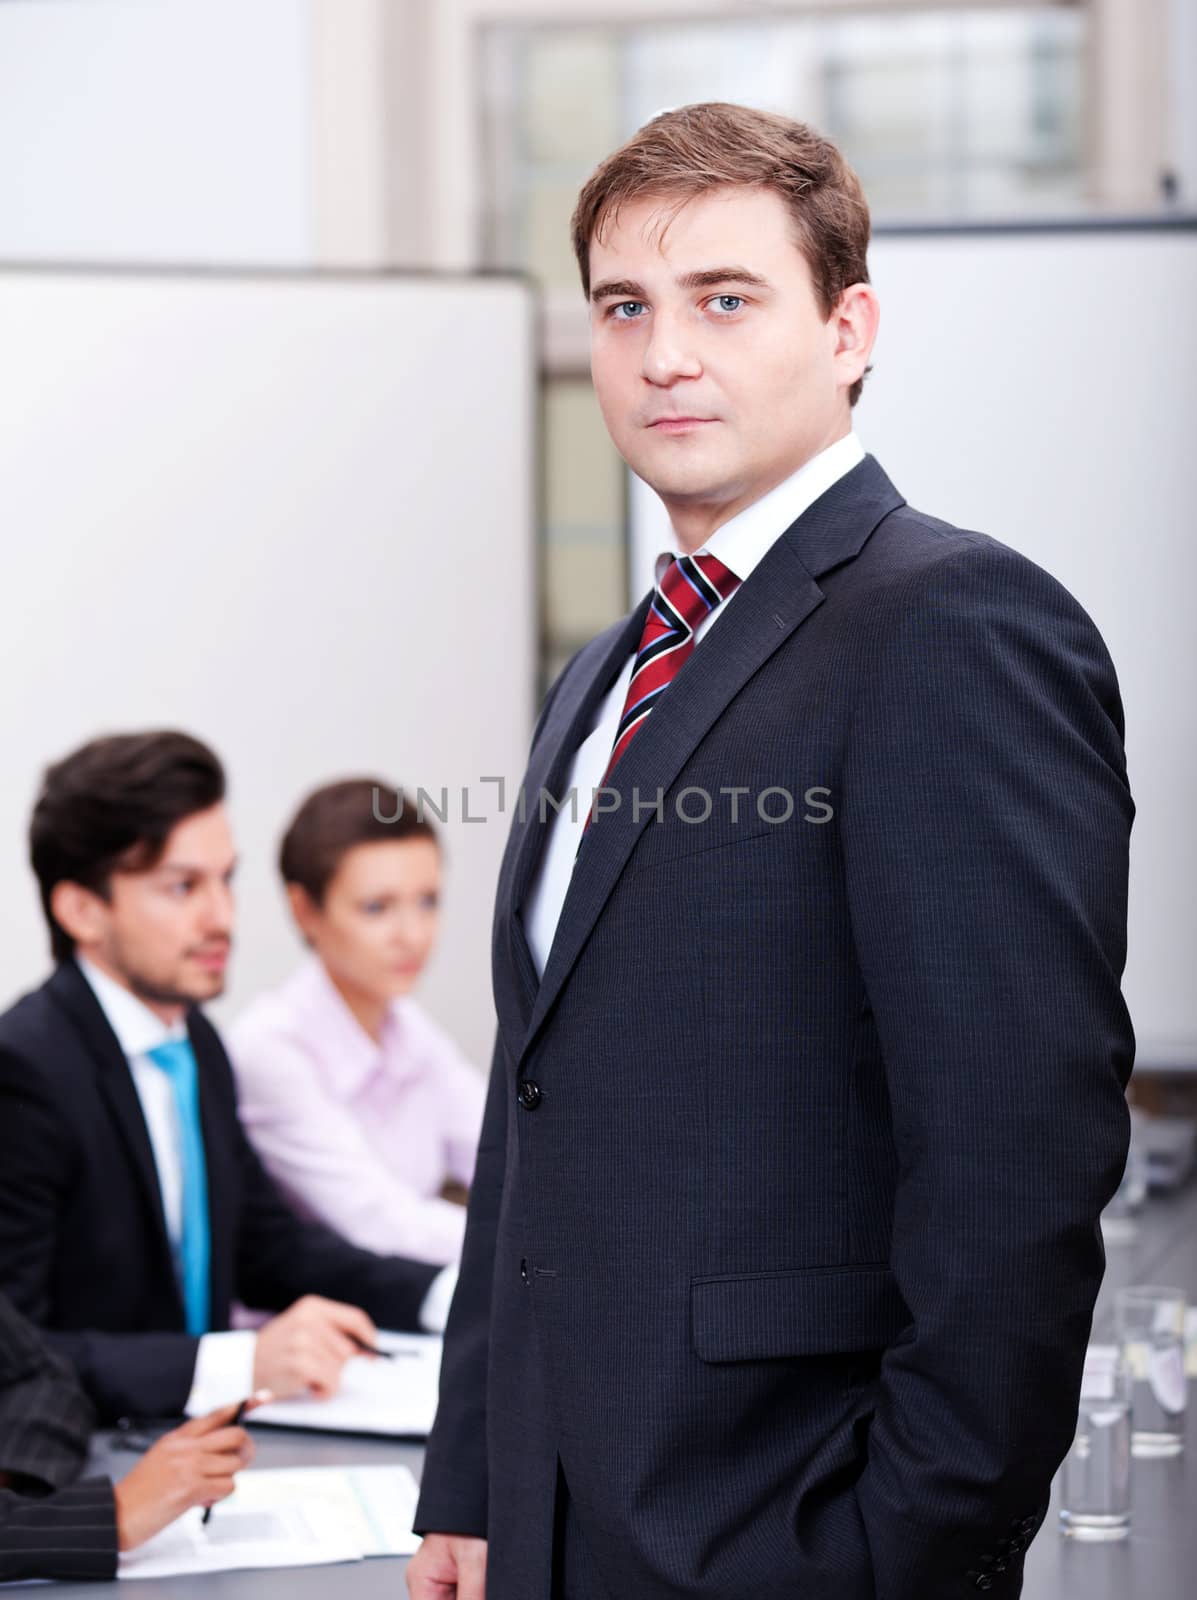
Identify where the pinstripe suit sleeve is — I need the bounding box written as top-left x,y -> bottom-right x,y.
840,539 -> 1134,1598
0,1292 -> 118,1579
0,1478 -> 118,1582
0,1291 -> 95,1489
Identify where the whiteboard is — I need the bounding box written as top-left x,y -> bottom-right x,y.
0,269 -> 536,1069
631,225 -> 1197,1068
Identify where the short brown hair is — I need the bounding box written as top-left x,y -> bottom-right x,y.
30,730 -> 226,964
571,101 -> 872,406
279,778 -> 438,906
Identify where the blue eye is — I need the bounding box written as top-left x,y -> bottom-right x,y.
611,301 -> 646,320
712,295 -> 743,314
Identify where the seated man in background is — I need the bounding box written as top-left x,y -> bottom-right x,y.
229,779 -> 484,1267
1,1288 -> 256,1582
0,731 -> 455,1424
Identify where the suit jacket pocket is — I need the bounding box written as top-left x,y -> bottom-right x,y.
690,1263 -> 912,1363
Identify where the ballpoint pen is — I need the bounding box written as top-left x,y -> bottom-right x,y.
201,1398 -> 250,1527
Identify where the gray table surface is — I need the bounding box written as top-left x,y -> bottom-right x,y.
41,1179 -> 1197,1598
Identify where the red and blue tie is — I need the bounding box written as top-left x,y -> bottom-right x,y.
583,551 -> 741,835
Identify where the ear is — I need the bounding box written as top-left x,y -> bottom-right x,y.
832,282 -> 880,393
285,882 -> 321,946
50,880 -> 110,952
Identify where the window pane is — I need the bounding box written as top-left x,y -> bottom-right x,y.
481,6 -> 1089,294
541,376 -> 626,691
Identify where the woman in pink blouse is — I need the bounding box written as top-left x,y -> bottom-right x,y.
228,779 -> 485,1267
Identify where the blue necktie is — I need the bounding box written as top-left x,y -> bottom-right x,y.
145,1037 -> 211,1336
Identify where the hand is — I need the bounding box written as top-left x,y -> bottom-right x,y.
113,1400 -> 260,1551
406,1532 -> 488,1599
252,1294 -> 380,1400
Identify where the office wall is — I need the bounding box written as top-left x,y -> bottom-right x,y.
0,0 -> 312,266
632,225 -> 1197,1069
0,269 -> 536,1067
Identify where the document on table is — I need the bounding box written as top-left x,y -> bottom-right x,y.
119,1463 -> 421,1579
249,1329 -> 442,1436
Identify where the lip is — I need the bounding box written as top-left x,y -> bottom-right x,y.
648,417 -> 716,434
192,949 -> 229,971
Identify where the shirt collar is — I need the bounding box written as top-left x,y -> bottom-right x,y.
293,953 -> 406,1100
653,431 -> 866,586
74,955 -> 187,1057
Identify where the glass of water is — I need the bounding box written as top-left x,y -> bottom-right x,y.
1059,1345 -> 1132,1539
1115,1285 -> 1187,1457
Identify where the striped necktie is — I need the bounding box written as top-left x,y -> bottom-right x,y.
583,550 -> 741,835
145,1036 -> 212,1337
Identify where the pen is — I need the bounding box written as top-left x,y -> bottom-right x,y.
348,1332 -> 394,1359
201,1398 -> 250,1527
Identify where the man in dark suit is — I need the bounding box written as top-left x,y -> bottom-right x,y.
0,1290 -> 254,1581
0,731 -> 452,1424
408,105 -> 1134,1600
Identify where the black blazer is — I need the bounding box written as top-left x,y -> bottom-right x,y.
0,960 -> 439,1422
414,456 -> 1135,1599
0,1290 -> 117,1583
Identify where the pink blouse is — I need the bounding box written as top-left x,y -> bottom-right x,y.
227,956 -> 485,1266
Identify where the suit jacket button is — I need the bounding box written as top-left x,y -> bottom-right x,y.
973,1577 -> 994,1592
520,1257 -> 529,1284
518,1080 -> 542,1110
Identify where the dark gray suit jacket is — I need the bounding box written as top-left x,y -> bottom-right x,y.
414,455 -> 1135,1599
0,1291 -> 117,1582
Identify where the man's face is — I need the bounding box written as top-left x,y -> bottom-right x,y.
73,804 -> 237,1010
587,185 -> 874,532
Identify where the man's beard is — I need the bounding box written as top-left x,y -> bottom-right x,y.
125,962 -> 226,1009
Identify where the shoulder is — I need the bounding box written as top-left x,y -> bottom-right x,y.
0,976 -> 78,1096
859,501 -> 1102,634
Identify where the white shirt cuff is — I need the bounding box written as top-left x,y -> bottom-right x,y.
184,1330 -> 258,1417
418,1264 -> 459,1333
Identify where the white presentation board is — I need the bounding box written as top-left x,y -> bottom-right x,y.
0,269 -> 535,1068
632,224 -> 1197,1069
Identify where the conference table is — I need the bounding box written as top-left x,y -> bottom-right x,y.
51,1177 -> 1197,1598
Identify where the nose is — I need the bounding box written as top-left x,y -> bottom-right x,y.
640,306 -> 702,386
204,878 -> 235,935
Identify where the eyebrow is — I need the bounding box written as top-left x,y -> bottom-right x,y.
153,859 -> 238,877
589,267 -> 773,302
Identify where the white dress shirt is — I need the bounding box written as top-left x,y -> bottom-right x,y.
74,956 -> 455,1417
524,431 -> 866,978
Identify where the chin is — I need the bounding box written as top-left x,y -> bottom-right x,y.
630,449 -> 733,503
184,969 -> 227,1002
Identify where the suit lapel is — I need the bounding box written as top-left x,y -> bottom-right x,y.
508,453 -> 905,1072
189,1015 -> 232,1332
47,963 -> 178,1290
491,597 -> 651,1055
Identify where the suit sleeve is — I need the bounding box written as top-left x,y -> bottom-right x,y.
0,1478 -> 118,1583
0,1292 -> 95,1490
412,1029 -> 509,1537
840,539 -> 1135,1598
0,1295 -> 118,1581
0,1049 -> 200,1424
